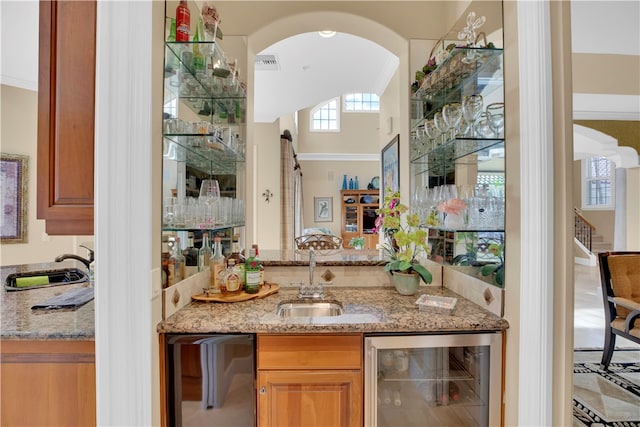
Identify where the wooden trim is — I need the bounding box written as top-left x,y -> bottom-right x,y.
159,334 -> 168,427
573,207 -> 596,230
1,339 -> 94,354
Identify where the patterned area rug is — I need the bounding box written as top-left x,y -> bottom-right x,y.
573,350 -> 640,426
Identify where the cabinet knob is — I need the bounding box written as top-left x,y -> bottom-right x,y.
259,386 -> 266,395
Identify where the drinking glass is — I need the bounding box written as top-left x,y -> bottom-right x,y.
462,94 -> 484,136
474,112 -> 494,138
442,102 -> 463,139
486,102 -> 505,138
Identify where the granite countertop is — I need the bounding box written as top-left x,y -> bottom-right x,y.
1,262 -> 95,340
158,285 -> 509,334
259,248 -> 386,267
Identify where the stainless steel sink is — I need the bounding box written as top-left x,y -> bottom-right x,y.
276,301 -> 344,318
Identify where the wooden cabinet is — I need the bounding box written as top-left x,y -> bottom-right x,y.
37,0 -> 96,235
257,334 -> 363,427
0,340 -> 96,426
340,190 -> 379,249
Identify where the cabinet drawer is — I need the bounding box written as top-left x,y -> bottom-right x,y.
258,334 -> 362,370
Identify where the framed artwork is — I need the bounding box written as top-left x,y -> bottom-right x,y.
381,134 -> 400,201
1,153 -> 28,243
314,197 -> 333,222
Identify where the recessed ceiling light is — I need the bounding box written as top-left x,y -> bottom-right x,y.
318,30 -> 336,38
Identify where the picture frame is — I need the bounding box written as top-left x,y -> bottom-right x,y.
314,197 -> 333,222
381,134 -> 400,201
1,153 -> 28,243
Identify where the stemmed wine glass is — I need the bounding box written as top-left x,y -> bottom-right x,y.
486,102 -> 505,138
433,111 -> 449,145
424,119 -> 441,149
442,102 -> 463,140
462,94 -> 484,137
199,179 -> 220,226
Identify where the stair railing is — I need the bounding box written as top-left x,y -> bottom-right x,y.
574,207 -> 595,252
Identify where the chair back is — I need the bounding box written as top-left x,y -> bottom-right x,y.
598,251 -> 640,319
294,234 -> 343,250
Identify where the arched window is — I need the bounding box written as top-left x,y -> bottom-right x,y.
310,98 -> 340,131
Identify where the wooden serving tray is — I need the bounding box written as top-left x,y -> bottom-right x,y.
192,283 -> 280,303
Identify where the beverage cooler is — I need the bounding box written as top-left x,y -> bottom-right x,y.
365,333 -> 502,426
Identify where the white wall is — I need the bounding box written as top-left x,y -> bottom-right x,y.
0,85 -> 93,266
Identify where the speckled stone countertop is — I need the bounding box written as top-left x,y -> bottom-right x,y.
1,262 -> 94,340
158,285 -> 509,334
260,249 -> 386,267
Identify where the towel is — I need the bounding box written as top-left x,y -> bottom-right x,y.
31,287 -> 94,310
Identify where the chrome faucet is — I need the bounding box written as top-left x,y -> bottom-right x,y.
298,247 -> 326,299
309,247 -> 316,288
55,244 -> 94,270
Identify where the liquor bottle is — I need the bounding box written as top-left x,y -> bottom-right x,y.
244,248 -> 260,294
221,259 -> 241,295
183,233 -> 198,267
183,233 -> 199,278
252,244 -> 265,285
165,18 -> 178,71
161,237 -> 171,288
175,0 -> 190,42
226,235 -> 245,287
210,236 -> 226,291
192,18 -> 205,74
198,232 -> 212,272
169,237 -> 185,284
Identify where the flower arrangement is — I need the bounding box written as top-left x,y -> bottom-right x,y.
437,198 -> 466,216
373,189 -> 432,284
411,43 -> 456,93
481,242 -> 504,286
349,237 -> 365,250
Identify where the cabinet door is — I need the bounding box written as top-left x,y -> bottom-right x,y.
0,340 -> 96,426
37,0 -> 96,235
258,370 -> 362,427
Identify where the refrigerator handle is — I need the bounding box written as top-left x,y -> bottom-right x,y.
365,341 -> 377,427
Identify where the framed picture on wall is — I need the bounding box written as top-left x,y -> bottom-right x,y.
381,134 -> 399,201
1,153 -> 28,243
314,197 -> 333,222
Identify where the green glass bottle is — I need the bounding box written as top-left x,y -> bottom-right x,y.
244,248 -> 260,294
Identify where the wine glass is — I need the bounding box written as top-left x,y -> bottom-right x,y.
423,119 -> 441,149
442,102 -> 463,140
486,102 -> 505,137
474,112 -> 493,138
433,111 -> 449,145
199,179 -> 220,226
462,94 -> 484,136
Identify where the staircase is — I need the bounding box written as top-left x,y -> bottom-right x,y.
590,233 -> 612,254
574,208 -> 612,265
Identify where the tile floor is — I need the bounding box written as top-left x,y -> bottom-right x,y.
573,262 -> 639,350
573,262 -> 639,426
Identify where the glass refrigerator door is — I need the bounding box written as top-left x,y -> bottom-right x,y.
365,333 -> 502,427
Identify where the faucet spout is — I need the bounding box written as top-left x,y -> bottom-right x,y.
55,254 -> 92,269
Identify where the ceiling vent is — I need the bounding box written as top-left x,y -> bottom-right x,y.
255,54 -> 280,71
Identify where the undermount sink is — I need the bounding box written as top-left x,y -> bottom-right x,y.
5,268 -> 89,291
276,301 -> 344,318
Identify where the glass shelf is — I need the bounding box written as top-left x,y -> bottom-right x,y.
162,222 -> 245,233
165,41 -> 246,120
163,136 -> 244,175
411,137 -> 503,176
411,48 -> 503,130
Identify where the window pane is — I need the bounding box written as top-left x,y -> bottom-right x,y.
344,93 -> 379,112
